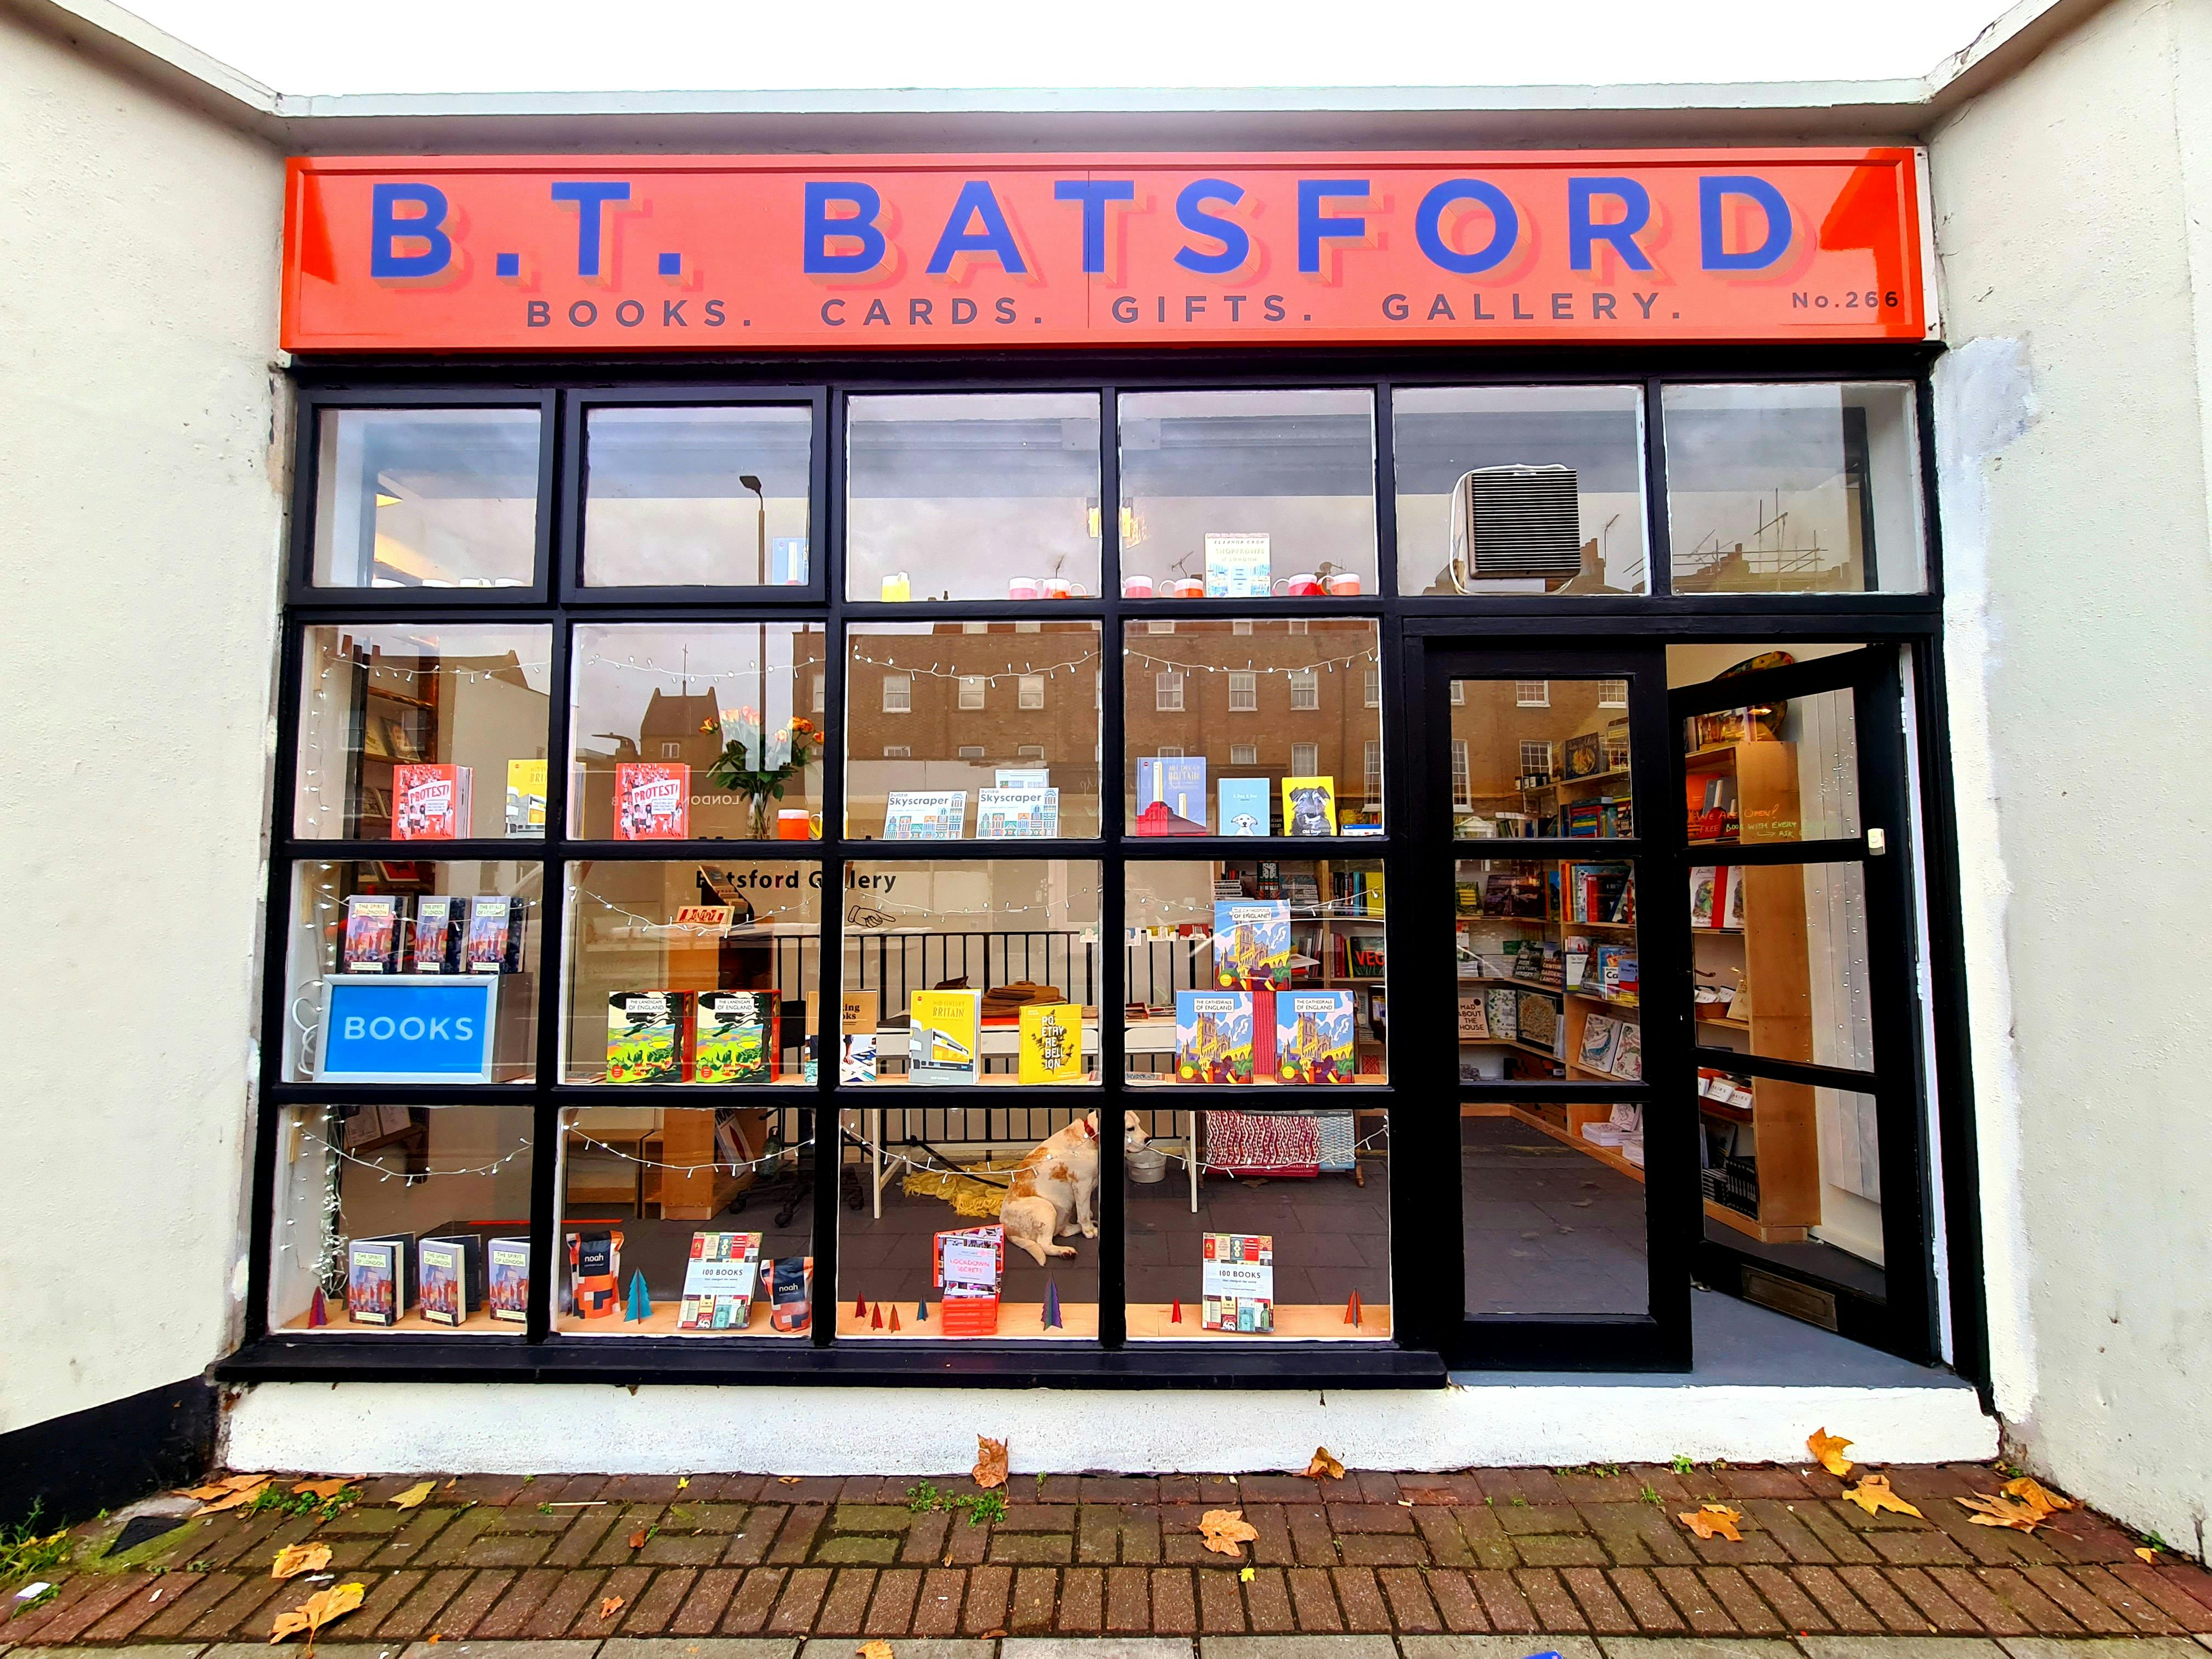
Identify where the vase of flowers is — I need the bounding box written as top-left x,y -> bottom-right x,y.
702,709 -> 820,838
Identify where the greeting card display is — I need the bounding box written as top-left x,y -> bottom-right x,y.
614,763 -> 690,840
393,764 -> 471,840
1201,1232 -> 1274,1333
342,894 -> 402,973
677,1231 -> 762,1331
933,1223 -> 1005,1336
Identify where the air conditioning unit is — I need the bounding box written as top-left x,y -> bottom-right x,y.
1450,465 -> 1584,585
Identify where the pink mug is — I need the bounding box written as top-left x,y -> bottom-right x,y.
1122,575 -> 1155,599
1007,577 -> 1041,600
1323,571 -> 1362,596
1167,576 -> 1204,599
1273,573 -> 1323,597
1043,577 -> 1088,599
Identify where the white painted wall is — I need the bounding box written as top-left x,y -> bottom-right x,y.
1929,0 -> 2212,1555
0,13 -> 284,1430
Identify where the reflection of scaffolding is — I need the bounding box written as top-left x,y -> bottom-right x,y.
1676,491 -> 1835,589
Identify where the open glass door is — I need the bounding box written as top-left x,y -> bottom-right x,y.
1669,646 -> 1934,1361
1422,645 -> 1690,1370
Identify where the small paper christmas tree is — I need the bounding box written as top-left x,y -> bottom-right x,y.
1042,1277 -> 1063,1329
1170,1298 -> 1182,1323
308,1286 -> 329,1328
889,1305 -> 902,1333
917,1299 -> 929,1323
1344,1290 -> 1361,1327
625,1270 -> 652,1323
854,1294 -> 867,1318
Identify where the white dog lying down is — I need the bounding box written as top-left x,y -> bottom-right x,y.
1000,1110 -> 1150,1266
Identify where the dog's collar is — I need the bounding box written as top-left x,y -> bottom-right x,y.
1081,1119 -> 1099,1141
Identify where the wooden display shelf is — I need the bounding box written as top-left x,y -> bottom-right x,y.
1697,1013 -> 1751,1031
1566,1060 -> 1641,1084
283,1307 -> 515,1336
1126,1301 -> 1391,1341
1566,990 -> 1640,1012
558,1306 -> 809,1338
836,1300 -> 1100,1339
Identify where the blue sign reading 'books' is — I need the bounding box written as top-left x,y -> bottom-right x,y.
319,977 -> 500,1082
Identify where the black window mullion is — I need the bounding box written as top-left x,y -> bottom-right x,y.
812,387 -> 850,1348
526,609 -> 575,1344
1642,377 -> 1673,600
1098,385 -> 1127,1349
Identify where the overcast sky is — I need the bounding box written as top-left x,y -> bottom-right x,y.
126,0 -> 2013,96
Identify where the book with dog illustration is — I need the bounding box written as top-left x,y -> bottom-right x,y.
1218,777 -> 1271,836
1018,1003 -> 1083,1084
1275,990 -> 1356,1085
695,990 -> 776,1084
1201,1232 -> 1274,1333
1212,900 -> 1290,990
676,1231 -> 761,1331
1280,776 -> 1338,837
907,988 -> 982,1086
1175,990 -> 1255,1085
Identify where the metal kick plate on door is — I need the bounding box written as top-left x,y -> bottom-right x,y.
1740,1267 -> 1841,1331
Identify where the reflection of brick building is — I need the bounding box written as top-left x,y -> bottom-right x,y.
1121,619 -> 1384,827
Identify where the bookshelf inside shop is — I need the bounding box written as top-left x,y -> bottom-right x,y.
1455,727 -> 1820,1243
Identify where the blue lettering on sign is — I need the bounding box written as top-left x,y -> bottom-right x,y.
1568,178 -> 1654,272
320,979 -> 498,1080
803,182 -> 887,274
369,183 -> 453,279
1700,175 -> 1793,270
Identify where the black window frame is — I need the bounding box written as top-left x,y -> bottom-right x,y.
228,345 -> 1985,1397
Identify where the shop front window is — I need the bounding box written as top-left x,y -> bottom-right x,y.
312,408 -> 540,588
582,405 -> 814,588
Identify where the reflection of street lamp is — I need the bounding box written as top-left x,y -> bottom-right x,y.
740,473 -> 765,584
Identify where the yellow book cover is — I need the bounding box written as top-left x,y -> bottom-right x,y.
1280,775 -> 1338,837
907,988 -> 981,1085
1018,1003 -> 1082,1084
505,758 -> 548,834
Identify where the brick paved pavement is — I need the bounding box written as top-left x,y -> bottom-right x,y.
7,1464 -> 2211,1649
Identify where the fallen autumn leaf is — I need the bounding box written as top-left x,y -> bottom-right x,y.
268,1580 -> 365,1643
856,1641 -> 896,1659
292,1479 -> 351,1500
1198,1509 -> 1261,1558
1305,1446 -> 1345,1480
973,1436 -> 1009,1491
391,1481 -> 436,1510
598,1596 -> 625,1620
1678,1503 -> 1743,1541
1806,1429 -> 1854,1479
270,1543 -> 332,1581
1842,1475 -> 1923,1519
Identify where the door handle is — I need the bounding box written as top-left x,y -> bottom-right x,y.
1866,828 -> 1887,856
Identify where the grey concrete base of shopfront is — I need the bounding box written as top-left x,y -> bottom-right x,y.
13,1635 -> 2212,1659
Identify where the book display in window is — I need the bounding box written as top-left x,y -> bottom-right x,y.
392,764 -> 470,839
347,1235 -> 411,1326
614,763 -> 690,840
1175,990 -> 1255,1084
907,989 -> 982,1086
342,894 -> 402,973
1017,1002 -> 1083,1084
695,990 -> 777,1083
487,1238 -> 530,1324
1135,757 -> 1208,835
417,1235 -> 482,1327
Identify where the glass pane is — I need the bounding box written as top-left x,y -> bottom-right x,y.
569,624 -> 827,840
1126,619 -> 1384,834
1448,678 -> 1633,838
1701,1076 -> 1885,1288
838,1107 -> 1099,1340
1124,1109 -> 1388,1340
1127,859 -> 1387,1086
1395,385 -> 1649,595
844,622 -> 1102,839
293,624 -> 552,840
842,860 -> 1102,1085
1454,855 -> 1641,1085
555,1105 -> 816,1336
1463,1103 -> 1647,1316
1118,390 -> 1376,598
562,859 -> 821,1085
313,408 -> 539,588
583,406 -> 813,587
847,393 -> 1101,602
1683,689 -> 1860,847
268,1103 -> 535,1334
1691,861 -> 1871,1074
1664,383 -> 1926,594
283,861 -> 542,1084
